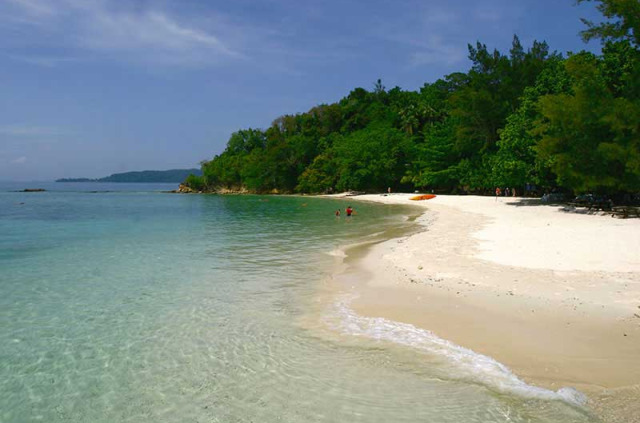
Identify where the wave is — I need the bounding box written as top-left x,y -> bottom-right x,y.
325,248 -> 347,258
328,294 -> 588,408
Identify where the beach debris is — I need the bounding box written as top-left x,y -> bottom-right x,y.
418,265 -> 423,270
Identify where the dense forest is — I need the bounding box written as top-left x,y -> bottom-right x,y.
185,0 -> 639,197
58,169 -> 202,183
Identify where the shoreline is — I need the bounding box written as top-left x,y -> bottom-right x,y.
324,193 -> 640,422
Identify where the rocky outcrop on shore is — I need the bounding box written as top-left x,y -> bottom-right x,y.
176,184 -> 195,193
171,185 -> 252,194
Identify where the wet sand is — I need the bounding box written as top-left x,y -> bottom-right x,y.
327,193 -> 640,422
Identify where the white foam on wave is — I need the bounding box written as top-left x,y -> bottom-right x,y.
325,248 -> 347,258
329,295 -> 587,408
324,236 -> 383,259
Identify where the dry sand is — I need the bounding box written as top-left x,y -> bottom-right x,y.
328,193 -> 640,422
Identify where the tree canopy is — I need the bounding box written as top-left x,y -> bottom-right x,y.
185,3 -> 640,197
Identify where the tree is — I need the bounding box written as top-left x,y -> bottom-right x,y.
445,37 -> 553,190
403,118 -> 459,191
225,129 -> 267,154
492,57 -> 571,189
296,152 -> 338,193
188,1 -> 640,196
183,174 -> 205,191
331,123 -> 412,192
536,52 -> 640,192
578,0 -> 640,47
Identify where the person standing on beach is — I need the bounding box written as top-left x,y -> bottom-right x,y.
495,187 -> 501,201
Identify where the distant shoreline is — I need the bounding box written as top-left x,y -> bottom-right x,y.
55,180 -> 184,183
56,168 -> 201,183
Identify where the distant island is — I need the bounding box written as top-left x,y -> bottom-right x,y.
57,169 -> 202,183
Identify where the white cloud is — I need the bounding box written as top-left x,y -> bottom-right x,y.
81,10 -> 241,58
11,156 -> 27,164
2,0 -> 246,67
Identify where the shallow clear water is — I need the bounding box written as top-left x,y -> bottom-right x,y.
0,184 -> 598,422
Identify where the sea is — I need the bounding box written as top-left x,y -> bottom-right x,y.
0,182 -> 598,422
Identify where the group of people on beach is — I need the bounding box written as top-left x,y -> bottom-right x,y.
335,206 -> 354,218
495,187 -> 516,198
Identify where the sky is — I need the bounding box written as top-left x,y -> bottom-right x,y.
0,0 -> 604,181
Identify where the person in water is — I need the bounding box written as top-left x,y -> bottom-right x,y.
346,206 -> 353,217
335,209 -> 341,217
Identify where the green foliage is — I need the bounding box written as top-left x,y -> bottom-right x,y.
536,51 -> 640,193
332,123 -> 412,192
189,3 -> 640,196
226,129 -> 267,154
296,152 -> 338,193
492,57 -> 571,188
295,123 -> 413,193
402,118 -> 459,190
184,174 -> 205,191
445,36 -> 554,189
578,0 -> 640,46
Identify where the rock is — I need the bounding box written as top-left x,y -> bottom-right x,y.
177,184 -> 194,193
22,188 -> 46,192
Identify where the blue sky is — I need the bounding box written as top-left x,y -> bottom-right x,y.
0,0 -> 603,181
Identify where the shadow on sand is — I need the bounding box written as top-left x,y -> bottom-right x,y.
501,198 -> 614,216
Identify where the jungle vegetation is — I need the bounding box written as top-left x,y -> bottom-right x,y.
185,0 -> 639,196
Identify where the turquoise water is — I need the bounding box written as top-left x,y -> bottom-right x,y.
0,184 -> 598,422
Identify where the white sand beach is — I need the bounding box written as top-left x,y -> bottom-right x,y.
329,193 -> 640,422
